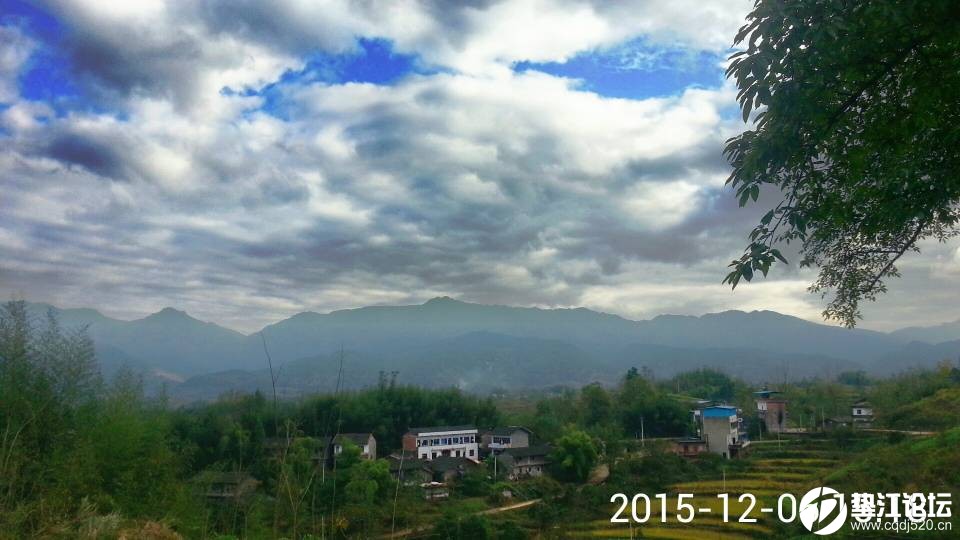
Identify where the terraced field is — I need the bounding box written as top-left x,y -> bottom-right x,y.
571,436 -> 844,538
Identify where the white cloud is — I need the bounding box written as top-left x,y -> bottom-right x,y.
1,62 -> 750,329
621,180 -> 702,230
0,25 -> 35,103
35,0 -> 753,115
7,0 -> 958,332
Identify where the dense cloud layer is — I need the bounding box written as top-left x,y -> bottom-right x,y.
2,0 -> 957,332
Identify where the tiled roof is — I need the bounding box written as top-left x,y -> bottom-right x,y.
485,426 -> 532,436
429,456 -> 480,472
501,445 -> 552,458
335,433 -> 372,445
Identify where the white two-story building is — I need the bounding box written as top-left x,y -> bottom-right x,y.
402,425 -> 480,461
695,405 -> 750,459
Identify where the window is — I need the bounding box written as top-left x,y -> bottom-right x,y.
416,440 -> 421,447
469,450 -> 474,457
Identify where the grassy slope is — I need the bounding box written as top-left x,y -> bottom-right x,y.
882,388 -> 960,431
826,428 -> 960,495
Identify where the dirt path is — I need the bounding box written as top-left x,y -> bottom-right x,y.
587,463 -> 609,485
382,498 -> 542,538
861,428 -> 937,436
477,498 -> 541,515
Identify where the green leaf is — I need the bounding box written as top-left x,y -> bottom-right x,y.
760,209 -> 775,225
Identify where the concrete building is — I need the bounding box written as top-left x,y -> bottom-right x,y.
754,387 -> 788,434
402,425 -> 480,461
851,399 -> 874,428
695,405 -> 750,458
331,433 -> 377,460
495,445 -> 551,480
480,426 -> 532,454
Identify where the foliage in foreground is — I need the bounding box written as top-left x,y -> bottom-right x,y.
723,0 -> 960,326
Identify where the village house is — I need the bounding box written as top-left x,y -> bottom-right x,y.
823,399 -> 876,431
480,426 -> 532,454
428,456 -> 482,483
668,437 -> 709,458
851,399 -> 874,428
695,405 -> 750,458
754,386 -> 788,433
331,433 -> 377,460
387,455 -> 480,488
388,457 -> 433,486
494,445 -> 551,480
421,481 -> 449,501
402,425 -> 480,460
195,471 -> 259,503
317,432 -> 377,468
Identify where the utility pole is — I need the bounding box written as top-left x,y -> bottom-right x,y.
641,416 -> 645,448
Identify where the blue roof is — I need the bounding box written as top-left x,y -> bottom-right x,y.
701,406 -> 737,418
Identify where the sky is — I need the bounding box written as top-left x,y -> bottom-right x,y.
2,0 -> 958,334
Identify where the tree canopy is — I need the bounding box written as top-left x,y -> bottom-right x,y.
723,0 -> 960,326
551,429 -> 598,482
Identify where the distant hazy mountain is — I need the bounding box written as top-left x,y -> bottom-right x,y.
251,297 -> 897,364
890,320 -> 960,345
874,339 -> 960,375
20,297 -> 960,401
26,302 -> 246,376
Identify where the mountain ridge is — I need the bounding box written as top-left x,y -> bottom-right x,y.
16,298 -> 960,400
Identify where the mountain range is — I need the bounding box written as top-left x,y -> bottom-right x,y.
23,297 -> 960,401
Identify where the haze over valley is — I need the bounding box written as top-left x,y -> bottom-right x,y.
25,297 -> 960,401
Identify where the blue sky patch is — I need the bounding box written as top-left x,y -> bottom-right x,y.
4,0 -> 94,115
515,38 -> 726,99
231,37 -> 430,120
